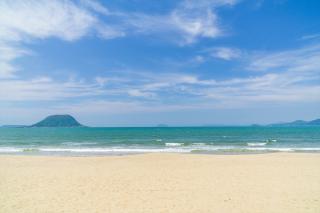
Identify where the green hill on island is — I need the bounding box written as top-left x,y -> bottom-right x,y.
31,115 -> 83,127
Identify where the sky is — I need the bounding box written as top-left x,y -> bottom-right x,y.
0,0 -> 320,126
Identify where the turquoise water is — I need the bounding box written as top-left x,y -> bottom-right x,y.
0,127 -> 319,155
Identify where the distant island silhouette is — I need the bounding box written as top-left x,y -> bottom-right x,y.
1,116 -> 320,127
268,119 -> 320,127
31,115 -> 84,127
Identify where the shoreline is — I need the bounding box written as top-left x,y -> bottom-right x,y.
1,153 -> 320,212
1,149 -> 320,157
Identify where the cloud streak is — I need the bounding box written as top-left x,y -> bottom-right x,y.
0,0 -> 239,78
0,0 -> 123,78
1,42 -> 319,116
0,0 -> 319,123
0,77 -> 106,101
122,0 -> 238,45
207,47 -> 242,60
247,44 -> 320,73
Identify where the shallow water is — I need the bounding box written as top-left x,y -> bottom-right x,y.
0,126 -> 319,155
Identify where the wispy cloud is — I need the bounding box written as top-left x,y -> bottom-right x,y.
206,47 -> 242,60
247,44 -> 320,73
0,0 -> 123,78
99,43 -> 320,107
0,0 -> 236,45
300,33 -> 320,41
0,77 -> 105,101
80,0 -> 110,16
0,44 -> 29,78
0,0 -> 120,42
0,0 -> 239,79
127,89 -> 156,98
123,0 -> 238,45
1,0 -> 318,119
1,39 -> 320,113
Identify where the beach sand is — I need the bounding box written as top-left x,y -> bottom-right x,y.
0,153 -> 319,213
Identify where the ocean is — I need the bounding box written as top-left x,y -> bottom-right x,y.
0,126 -> 319,155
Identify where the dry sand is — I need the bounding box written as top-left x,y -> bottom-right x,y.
0,153 -> 319,213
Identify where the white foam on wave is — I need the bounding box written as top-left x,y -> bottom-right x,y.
295,148 -> 320,151
191,143 -> 206,146
0,147 -> 21,152
0,146 -> 191,153
1,146 -> 320,154
247,142 -> 267,147
61,142 -> 98,146
165,143 -> 184,147
246,147 -> 320,152
246,147 -> 293,152
40,147 -> 190,153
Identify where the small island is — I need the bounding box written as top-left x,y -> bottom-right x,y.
268,118 -> 320,127
31,115 -> 84,127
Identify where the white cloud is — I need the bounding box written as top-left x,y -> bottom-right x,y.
247,44 -> 320,73
0,77 -> 105,101
90,43 -> 320,107
0,0 -> 238,79
196,44 -> 320,105
170,8 -> 220,44
300,33 -> 320,41
128,89 -> 156,98
80,0 -> 110,16
121,0 -> 238,45
0,0 -> 98,42
202,73 -> 320,104
1,65 -> 319,115
95,77 -> 108,86
0,0 -> 238,45
0,0 -> 123,78
96,24 -> 126,39
181,0 -> 239,10
208,47 -> 242,60
193,55 -> 206,63
56,99 -> 221,116
0,43 -> 29,78
1,0 -> 318,115
1,38 -> 320,108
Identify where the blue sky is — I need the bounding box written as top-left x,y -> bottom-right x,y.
0,0 -> 319,126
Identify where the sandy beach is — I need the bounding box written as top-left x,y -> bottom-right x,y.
0,153 -> 319,213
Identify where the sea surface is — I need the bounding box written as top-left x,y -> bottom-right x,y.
0,127 -> 319,155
